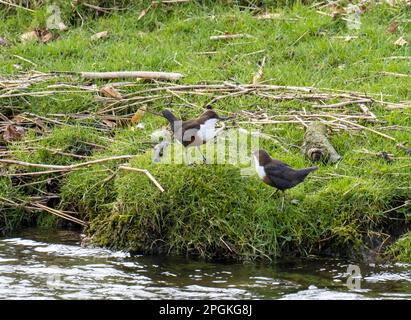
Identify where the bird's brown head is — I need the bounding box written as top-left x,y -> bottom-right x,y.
253,149 -> 272,166
200,109 -> 228,121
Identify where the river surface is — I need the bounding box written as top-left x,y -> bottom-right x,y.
0,229 -> 410,300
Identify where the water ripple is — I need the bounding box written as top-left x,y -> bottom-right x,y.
0,230 -> 410,300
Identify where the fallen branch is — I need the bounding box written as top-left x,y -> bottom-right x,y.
359,104 -> 377,122
0,155 -> 134,172
118,165 -> 165,192
161,0 -> 192,3
209,34 -> 251,41
31,202 -> 88,227
313,98 -> 372,108
0,0 -> 34,12
100,169 -> 119,186
354,149 -> 395,162
0,196 -> 39,212
302,122 -> 341,163
11,54 -> 37,67
80,2 -> 126,13
205,88 -> 256,108
396,142 -> 411,155
80,71 -> 183,81
294,115 -> 309,128
253,132 -> 290,153
3,168 -> 83,177
0,195 -> 87,227
25,147 -> 88,159
380,200 -> 411,215
380,71 -> 411,78
382,56 -> 411,60
328,116 -> 397,141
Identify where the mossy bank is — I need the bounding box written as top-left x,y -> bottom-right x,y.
0,1 -> 410,262
56,147 -> 408,262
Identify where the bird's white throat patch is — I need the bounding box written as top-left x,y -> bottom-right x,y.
198,118 -> 218,142
253,155 -> 266,179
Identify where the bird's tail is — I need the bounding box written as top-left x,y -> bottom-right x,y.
161,109 -> 177,131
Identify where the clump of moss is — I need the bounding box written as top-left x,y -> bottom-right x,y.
11,126 -> 105,166
0,178 -> 32,235
79,147 -> 409,261
88,151 -> 279,260
59,164 -> 117,219
387,232 -> 411,263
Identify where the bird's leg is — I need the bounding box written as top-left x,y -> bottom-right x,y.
185,148 -> 192,166
196,146 -> 208,164
270,189 -> 280,198
281,191 -> 286,211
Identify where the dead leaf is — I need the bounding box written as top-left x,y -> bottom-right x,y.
102,119 -> 116,129
394,36 -> 408,47
100,85 -> 123,99
20,31 -> 38,43
131,106 -> 146,124
20,29 -> 57,44
252,73 -> 262,84
3,125 -> 25,142
137,1 -> 157,21
91,31 -> 109,41
33,118 -> 47,130
330,4 -> 346,20
11,115 -> 25,123
40,30 -> 54,43
138,6 -> 150,21
252,57 -> 266,84
0,37 -> 9,46
387,21 -> 399,33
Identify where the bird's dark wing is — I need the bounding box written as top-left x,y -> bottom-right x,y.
264,162 -> 296,178
182,119 -> 201,131
270,159 -> 291,168
263,161 -> 300,190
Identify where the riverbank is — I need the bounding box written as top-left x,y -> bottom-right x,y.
0,1 -> 410,262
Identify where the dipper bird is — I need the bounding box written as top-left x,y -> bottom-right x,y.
253,149 -> 318,210
161,109 -> 227,164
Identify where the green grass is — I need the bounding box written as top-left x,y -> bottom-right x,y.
0,1 -> 410,261
0,178 -> 30,235
388,231 -> 411,263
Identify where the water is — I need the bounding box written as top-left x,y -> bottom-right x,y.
0,229 -> 410,300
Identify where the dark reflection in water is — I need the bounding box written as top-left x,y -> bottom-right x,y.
0,229 -> 410,299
